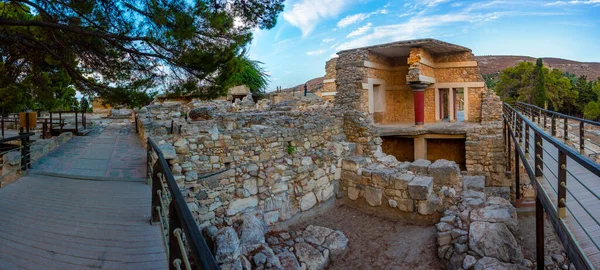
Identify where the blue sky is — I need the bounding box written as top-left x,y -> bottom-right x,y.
247,0 -> 600,91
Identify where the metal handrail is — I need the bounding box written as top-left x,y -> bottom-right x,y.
517,102 -> 600,126
147,138 -> 218,270
0,132 -> 35,187
504,103 -> 595,270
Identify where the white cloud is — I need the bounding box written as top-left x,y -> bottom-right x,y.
306,49 -> 327,56
337,13 -> 371,28
283,0 -> 353,38
545,0 -> 600,5
422,0 -> 450,7
337,14 -> 482,50
322,37 -> 336,43
347,23 -> 373,37
329,53 -> 339,59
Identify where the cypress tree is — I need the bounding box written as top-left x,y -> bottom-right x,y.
533,58 -> 548,107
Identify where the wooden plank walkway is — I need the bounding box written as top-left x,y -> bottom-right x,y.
0,120 -> 167,269
520,118 -> 600,268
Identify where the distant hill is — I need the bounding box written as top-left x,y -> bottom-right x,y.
278,56 -> 600,95
476,56 -> 600,79
279,76 -> 324,93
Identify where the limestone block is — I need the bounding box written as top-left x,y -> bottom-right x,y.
3,151 -> 21,166
303,225 -> 333,246
341,156 -> 369,172
463,176 -> 485,192
364,186 -> 382,206
294,242 -> 327,270
392,173 -> 413,190
239,215 -> 265,246
372,168 -> 395,187
158,143 -> 177,160
189,106 -> 215,121
264,211 -> 279,225
347,186 -> 360,200
428,159 -> 460,187
484,187 -> 511,200
463,190 -> 486,208
300,192 -> 318,211
243,178 -> 258,195
408,176 -> 433,200
215,227 -> 240,263
409,159 -> 431,175
469,222 -> 524,263
277,251 -> 301,270
470,197 -> 518,234
226,196 -> 258,216
396,198 -> 414,212
474,257 -> 528,270
417,194 -> 441,215
323,230 -> 349,262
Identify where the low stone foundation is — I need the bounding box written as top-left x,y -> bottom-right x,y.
209,215 -> 348,270
0,132 -> 72,186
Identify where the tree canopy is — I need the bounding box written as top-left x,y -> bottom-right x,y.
491,59 -> 600,119
0,0 -> 284,110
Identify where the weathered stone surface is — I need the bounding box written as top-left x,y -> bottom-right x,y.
428,159 -> 460,186
342,156 -> 369,171
409,159 -> 431,174
243,178 -> 258,195
463,190 -> 486,208
303,225 -> 333,246
392,173 -> 413,190
408,176 -> 433,200
463,176 -> 485,192
474,257 -> 528,270
484,187 -> 511,200
189,106 -> 215,120
469,222 -> 523,263
158,143 -> 177,160
364,186 -> 382,206
295,242 -> 327,270
238,215 -> 265,246
227,196 -> 259,216
3,151 -> 21,166
418,193 -> 441,215
347,186 -> 360,200
277,251 -> 301,270
300,192 -> 318,211
463,254 -> 477,269
372,168 -> 395,187
215,227 -> 240,263
470,197 -> 518,234
396,198 -> 414,212
323,230 -> 349,261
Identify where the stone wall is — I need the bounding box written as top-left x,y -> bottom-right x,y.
136,99 -> 382,228
340,156 -> 462,224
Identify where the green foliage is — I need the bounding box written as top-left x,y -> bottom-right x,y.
224,55 -> 270,96
584,101 -> 600,120
532,59 -> 547,107
483,73 -> 499,89
491,59 -> 600,117
0,0 -> 285,108
286,144 -> 296,155
80,97 -> 91,112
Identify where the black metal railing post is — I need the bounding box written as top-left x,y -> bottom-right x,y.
535,132 -> 543,177
580,122 -> 585,155
544,112 -> 547,130
551,114 -> 557,136
536,196 -> 545,270
515,140 -> 521,201
558,150 -> 567,219
525,122 -> 530,157
75,111 -> 79,134
564,118 -> 568,142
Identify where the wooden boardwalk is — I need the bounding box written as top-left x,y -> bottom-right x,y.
0,121 -> 167,269
520,117 -> 600,268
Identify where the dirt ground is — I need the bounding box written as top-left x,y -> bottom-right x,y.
517,212 -> 567,263
291,205 -> 444,270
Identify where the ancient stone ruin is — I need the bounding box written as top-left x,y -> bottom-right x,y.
134,39 -> 558,269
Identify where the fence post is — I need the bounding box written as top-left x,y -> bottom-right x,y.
515,142 -> 521,201
558,150 -> 567,219
535,132 -> 543,177
536,196 -> 545,270
580,122 -> 585,155
563,118 -> 568,142
508,125 -> 512,172
20,135 -> 27,171
544,112 -> 547,130
168,200 -> 183,270
525,122 -> 530,158
75,111 -> 79,134
1,117 -> 4,138
551,114 -> 556,136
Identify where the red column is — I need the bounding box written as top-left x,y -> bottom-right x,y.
413,89 -> 425,126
